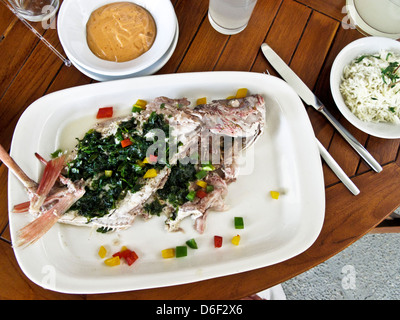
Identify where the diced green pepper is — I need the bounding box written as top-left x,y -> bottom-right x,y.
195,170 -> 208,180
132,106 -> 143,113
201,162 -> 215,171
234,217 -> 244,229
175,246 -> 187,258
186,238 -> 198,249
50,149 -> 63,159
206,185 -> 214,193
186,190 -> 196,201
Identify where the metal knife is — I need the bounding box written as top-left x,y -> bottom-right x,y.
316,139 -> 360,196
261,43 -> 382,173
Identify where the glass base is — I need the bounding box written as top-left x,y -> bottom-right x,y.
346,0 -> 400,39
208,12 -> 247,35
15,2 -> 60,22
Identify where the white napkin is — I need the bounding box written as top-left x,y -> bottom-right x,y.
256,284 -> 286,300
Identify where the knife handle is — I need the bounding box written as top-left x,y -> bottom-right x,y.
316,139 -> 360,196
319,107 -> 382,173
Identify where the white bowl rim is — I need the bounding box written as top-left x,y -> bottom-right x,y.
57,0 -> 176,76
330,36 -> 400,139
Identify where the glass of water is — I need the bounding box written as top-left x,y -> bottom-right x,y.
7,0 -> 59,22
208,0 -> 258,35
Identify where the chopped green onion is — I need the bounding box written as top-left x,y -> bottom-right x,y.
234,217 -> 244,229
186,238 -> 198,249
175,246 -> 187,258
195,170 -> 208,180
186,190 -> 196,201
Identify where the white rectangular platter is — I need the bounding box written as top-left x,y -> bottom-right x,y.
8,71 -> 325,294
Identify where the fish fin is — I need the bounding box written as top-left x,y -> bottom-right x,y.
13,201 -> 30,213
15,209 -> 61,247
0,144 -> 37,192
30,155 -> 66,213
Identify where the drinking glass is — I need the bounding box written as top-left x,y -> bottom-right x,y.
208,0 -> 258,35
7,0 -> 59,22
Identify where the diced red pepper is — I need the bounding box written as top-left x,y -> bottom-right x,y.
196,189 -> 207,199
96,106 -> 113,119
214,235 -> 223,248
121,138 -> 132,148
124,251 -> 139,266
112,248 -> 139,266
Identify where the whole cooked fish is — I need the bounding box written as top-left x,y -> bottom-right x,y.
1,94 -> 265,246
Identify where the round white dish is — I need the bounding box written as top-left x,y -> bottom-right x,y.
330,36 -> 400,139
346,0 -> 400,40
71,18 -> 179,81
57,0 -> 176,77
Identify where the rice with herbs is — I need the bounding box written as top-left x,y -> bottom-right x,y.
340,50 -> 400,123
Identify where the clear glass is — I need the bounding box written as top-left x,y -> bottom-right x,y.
348,0 -> 400,38
208,0 -> 257,35
7,0 -> 59,22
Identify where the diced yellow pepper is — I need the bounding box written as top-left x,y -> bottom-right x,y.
196,180 -> 207,188
142,157 -> 149,164
104,170 -> 112,177
231,235 -> 241,246
196,97 -> 207,105
98,246 -> 107,259
270,191 -> 280,199
161,248 -> 175,259
136,160 -> 145,168
236,88 -> 248,98
143,168 -> 157,178
120,246 -> 128,252
135,99 -> 147,108
226,95 -> 236,100
104,256 -> 120,266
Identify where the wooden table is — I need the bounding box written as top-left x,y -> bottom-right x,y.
1,0 -> 400,300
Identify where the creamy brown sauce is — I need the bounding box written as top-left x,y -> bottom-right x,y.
86,2 -> 156,62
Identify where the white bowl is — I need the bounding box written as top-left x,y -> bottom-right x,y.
57,0 -> 176,77
330,37 -> 400,139
70,17 -> 179,81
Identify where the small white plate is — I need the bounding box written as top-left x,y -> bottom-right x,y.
71,18 -> 179,81
330,37 -> 400,139
57,0 -> 176,76
9,72 -> 325,294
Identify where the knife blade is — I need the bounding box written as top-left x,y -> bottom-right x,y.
261,43 -> 382,173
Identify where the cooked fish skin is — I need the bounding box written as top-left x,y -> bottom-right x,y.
193,94 -> 265,140
165,172 -> 229,233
